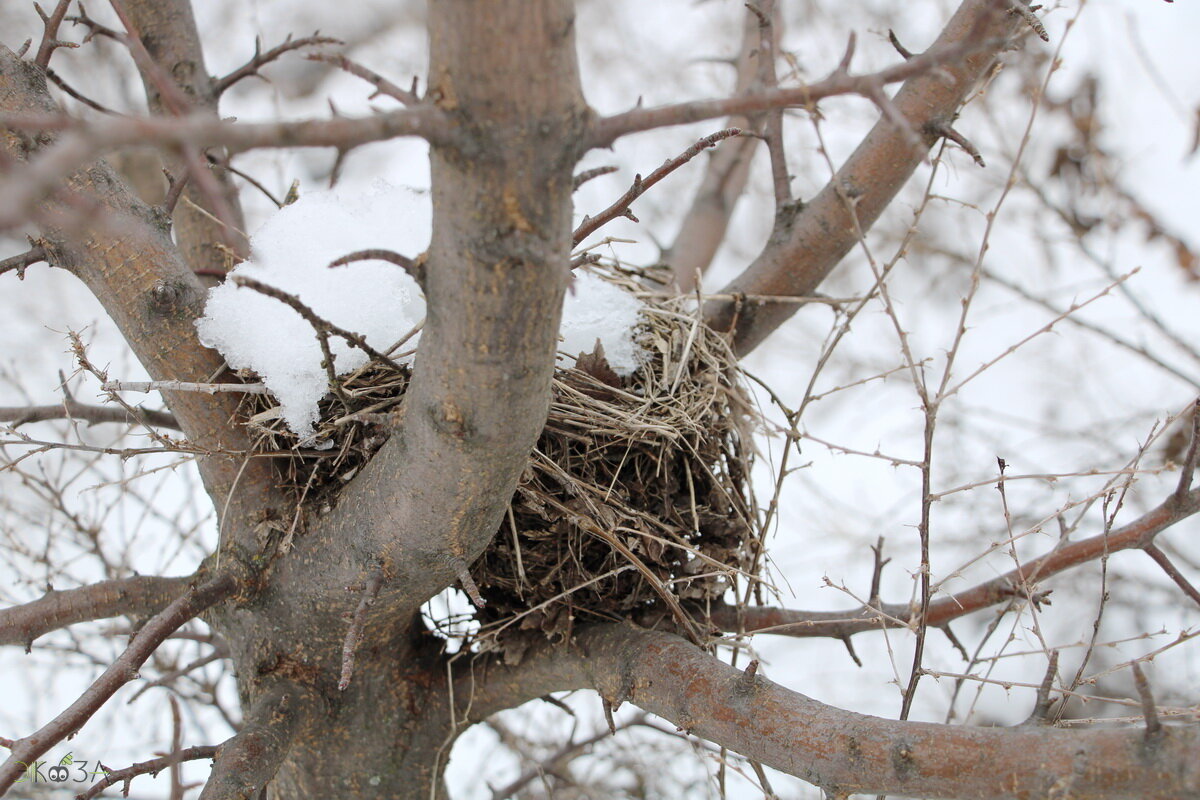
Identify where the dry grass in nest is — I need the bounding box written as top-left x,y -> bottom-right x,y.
241,270 -> 765,661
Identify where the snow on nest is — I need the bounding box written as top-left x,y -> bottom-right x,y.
196,181 -> 645,438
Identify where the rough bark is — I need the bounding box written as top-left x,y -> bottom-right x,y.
0,575 -> 190,647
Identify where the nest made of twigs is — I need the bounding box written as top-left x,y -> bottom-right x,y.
242,269 -> 764,661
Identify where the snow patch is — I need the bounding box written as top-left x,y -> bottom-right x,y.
196,182 -> 645,438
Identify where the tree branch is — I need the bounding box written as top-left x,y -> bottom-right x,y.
705,484 -> 1200,639
258,0 -> 588,650
0,574 -> 191,647
197,681 -> 318,800
215,34 -> 342,96
0,243 -> 47,277
0,399 -> 178,429
306,52 -> 420,105
0,570 -> 241,793
702,0 -> 1028,355
458,624 -> 1200,799
78,745 -> 219,800
586,3 -> 1004,148
0,44 -> 284,553
0,106 -> 452,215
659,8 -> 767,291
573,127 -> 742,246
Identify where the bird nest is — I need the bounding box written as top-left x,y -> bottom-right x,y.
242,270 -> 764,661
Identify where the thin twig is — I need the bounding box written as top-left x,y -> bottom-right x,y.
34,0 -> 77,68
0,244 -> 47,278
339,571 -> 384,691
306,52 -> 419,105
1173,398 -> 1200,502
1143,544 -> 1200,608
214,34 -> 342,95
76,746 -> 218,800
329,248 -> 422,284
102,379 -> 269,395
1025,650 -> 1060,724
573,127 -> 743,245
232,275 -> 393,366
0,571 -> 241,793
572,165 -> 618,190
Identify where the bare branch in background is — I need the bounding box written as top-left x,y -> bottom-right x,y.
0,570 -> 241,792
573,127 -> 743,246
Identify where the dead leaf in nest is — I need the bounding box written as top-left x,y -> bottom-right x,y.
574,339 -> 622,399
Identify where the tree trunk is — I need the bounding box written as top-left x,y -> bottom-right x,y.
205,2 -> 589,796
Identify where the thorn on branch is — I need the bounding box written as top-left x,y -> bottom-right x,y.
1008,2 -> 1050,43
214,34 -> 343,96
601,697 -> 619,736
1172,398 -> 1200,503
572,165 -> 618,191
887,29 -> 914,60
454,559 -> 486,608
836,32 -> 857,75
338,570 -> 384,691
34,0 -> 77,69
305,52 -> 419,106
840,637 -> 862,667
927,119 -> 985,167
162,169 -> 190,216
868,537 -> 890,604
1130,662 -> 1162,739
0,243 -> 47,279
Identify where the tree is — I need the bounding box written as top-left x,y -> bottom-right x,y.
1,0 -> 1198,798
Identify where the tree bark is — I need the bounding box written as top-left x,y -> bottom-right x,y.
457,625 -> 1200,800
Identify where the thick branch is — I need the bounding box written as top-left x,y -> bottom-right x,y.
197,682 -> 318,800
0,575 -> 191,647
703,0 -> 1027,355
243,0 -> 588,656
663,9 -> 767,291
0,571 -> 241,793
459,625 -> 1200,799
0,106 -> 452,210
0,399 -> 178,429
